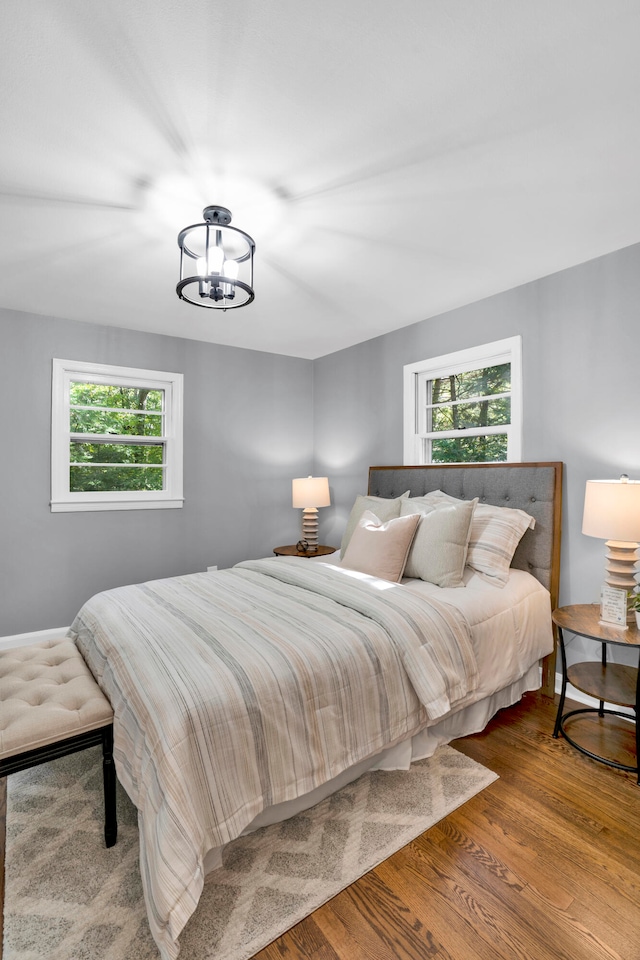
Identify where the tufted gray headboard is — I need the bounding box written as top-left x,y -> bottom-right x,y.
368,462 -> 563,695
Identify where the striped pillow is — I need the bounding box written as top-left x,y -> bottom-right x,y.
410,490 -> 535,587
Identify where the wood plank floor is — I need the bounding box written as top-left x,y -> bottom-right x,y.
256,692 -> 640,960
1,692 -> 639,959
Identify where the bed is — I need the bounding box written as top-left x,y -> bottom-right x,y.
68,461 -> 562,960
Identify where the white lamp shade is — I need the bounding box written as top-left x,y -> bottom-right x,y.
292,476 -> 331,509
582,478 -> 640,542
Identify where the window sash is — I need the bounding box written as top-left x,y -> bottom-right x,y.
70,461 -> 166,469
69,433 -> 167,445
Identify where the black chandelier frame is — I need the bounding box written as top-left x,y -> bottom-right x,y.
176,205 -> 255,310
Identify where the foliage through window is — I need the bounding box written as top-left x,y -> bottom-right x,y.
51,360 -> 183,512
403,338 -> 522,465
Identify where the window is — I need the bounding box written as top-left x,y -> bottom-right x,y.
51,359 -> 183,512
403,336 -> 522,464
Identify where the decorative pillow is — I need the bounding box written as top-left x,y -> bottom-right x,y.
340,491 -> 410,557
412,490 -> 535,586
400,497 -> 477,587
341,510 -> 420,582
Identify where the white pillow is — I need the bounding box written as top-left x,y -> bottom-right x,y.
413,490 -> 535,586
341,510 -> 420,582
400,497 -> 477,587
340,491 -> 410,557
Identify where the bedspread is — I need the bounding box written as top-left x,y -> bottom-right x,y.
69,558 -> 476,960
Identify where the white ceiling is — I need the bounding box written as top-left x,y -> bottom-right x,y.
2,1 -> 640,359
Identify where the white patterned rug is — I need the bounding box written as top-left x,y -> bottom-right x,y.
4,744 -> 497,960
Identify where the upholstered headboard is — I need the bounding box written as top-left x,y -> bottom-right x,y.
368,462 -> 563,695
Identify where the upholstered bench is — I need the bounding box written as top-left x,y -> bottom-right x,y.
0,637 -> 117,847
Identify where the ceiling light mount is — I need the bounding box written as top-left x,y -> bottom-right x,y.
202,205 -> 232,225
176,205 -> 255,311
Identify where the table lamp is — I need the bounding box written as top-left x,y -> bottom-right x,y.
582,475 -> 640,594
292,476 -> 331,552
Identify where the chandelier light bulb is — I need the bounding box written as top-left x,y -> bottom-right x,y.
223,259 -> 239,280
221,259 -> 238,299
207,245 -> 224,274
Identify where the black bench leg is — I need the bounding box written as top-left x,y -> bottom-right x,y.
102,726 -> 117,848
1,775 -> 6,959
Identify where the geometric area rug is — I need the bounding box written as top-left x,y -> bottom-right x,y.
4,745 -> 497,960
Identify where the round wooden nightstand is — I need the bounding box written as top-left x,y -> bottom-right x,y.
552,603 -> 640,781
273,544 -> 337,559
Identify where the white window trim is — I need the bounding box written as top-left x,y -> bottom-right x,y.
51,358 -> 184,513
403,336 -> 522,465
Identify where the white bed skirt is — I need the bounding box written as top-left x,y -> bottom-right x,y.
203,661 -> 540,874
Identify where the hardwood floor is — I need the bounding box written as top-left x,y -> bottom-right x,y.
256,692 -> 640,960
1,692 -> 638,959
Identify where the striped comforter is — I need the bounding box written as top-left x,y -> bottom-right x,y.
69,557 -> 477,960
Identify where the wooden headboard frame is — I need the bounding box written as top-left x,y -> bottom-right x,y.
368,461 -> 563,697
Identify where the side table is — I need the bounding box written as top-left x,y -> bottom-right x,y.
273,544 -> 337,559
552,603 -> 640,782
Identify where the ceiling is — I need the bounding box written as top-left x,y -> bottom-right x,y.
2,1 -> 640,360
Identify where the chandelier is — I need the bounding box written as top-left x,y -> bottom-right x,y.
176,205 -> 255,310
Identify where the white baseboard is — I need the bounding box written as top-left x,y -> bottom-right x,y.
0,626 -> 70,651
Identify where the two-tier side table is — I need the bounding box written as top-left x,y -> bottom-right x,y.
552,603 -> 640,782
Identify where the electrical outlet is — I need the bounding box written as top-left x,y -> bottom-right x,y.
207,565 -> 218,572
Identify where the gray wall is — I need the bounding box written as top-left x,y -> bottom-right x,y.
0,310 -> 313,635
3,240 -> 640,661
314,241 -> 640,669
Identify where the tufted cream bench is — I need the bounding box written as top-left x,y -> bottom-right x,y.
0,637 -> 117,847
